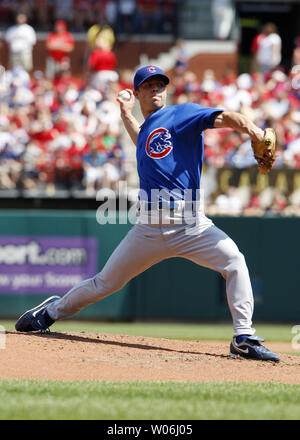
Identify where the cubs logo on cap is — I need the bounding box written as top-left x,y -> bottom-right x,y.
134,65 -> 170,90
146,128 -> 173,159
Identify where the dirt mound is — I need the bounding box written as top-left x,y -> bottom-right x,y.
2,331 -> 300,383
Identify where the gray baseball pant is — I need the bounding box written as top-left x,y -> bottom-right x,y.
47,220 -> 255,336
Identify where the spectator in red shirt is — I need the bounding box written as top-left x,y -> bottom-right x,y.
46,20 -> 75,80
88,30 -> 118,93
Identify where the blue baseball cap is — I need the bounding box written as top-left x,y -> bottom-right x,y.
133,65 -> 170,90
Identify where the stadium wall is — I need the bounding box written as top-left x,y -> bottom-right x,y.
0,210 -> 298,322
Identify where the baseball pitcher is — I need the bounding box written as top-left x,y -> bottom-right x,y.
15,65 -> 279,362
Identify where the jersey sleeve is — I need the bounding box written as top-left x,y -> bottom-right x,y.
174,103 -> 224,136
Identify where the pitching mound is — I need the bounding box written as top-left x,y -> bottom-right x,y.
2,331 -> 300,383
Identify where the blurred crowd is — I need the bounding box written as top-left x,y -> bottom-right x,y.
0,6 -> 299,215
170,67 -> 300,171
169,34 -> 300,216
0,63 -> 132,196
0,0 -> 179,34
0,16 -> 135,197
204,186 -> 300,218
1,57 -> 299,215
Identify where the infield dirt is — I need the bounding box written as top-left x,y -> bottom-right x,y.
2,331 -> 300,383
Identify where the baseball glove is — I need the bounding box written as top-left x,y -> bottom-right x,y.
251,128 -> 276,174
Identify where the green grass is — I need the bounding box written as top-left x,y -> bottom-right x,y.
0,380 -> 299,420
2,321 -> 297,420
1,320 -> 295,342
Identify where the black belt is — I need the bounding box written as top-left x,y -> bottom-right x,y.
138,201 -> 197,211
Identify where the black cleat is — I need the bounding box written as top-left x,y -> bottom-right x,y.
230,335 -> 280,362
15,296 -> 60,332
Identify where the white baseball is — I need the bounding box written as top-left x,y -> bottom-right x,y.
118,90 -> 131,101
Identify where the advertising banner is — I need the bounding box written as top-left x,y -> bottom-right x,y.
216,167 -> 300,195
0,236 -> 98,295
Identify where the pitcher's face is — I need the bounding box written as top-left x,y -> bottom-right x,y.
134,76 -> 167,116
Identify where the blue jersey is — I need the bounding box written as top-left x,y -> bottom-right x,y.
136,103 -> 223,201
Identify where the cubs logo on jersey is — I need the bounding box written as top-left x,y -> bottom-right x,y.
145,128 -> 173,159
